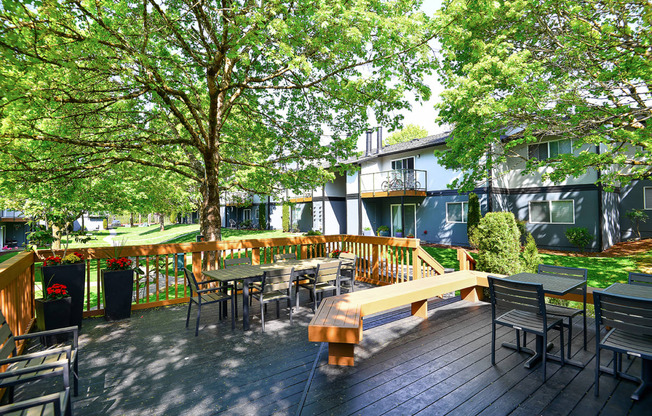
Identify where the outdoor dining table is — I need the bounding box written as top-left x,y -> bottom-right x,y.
501,272 -> 587,369
202,257 -> 332,330
599,282 -> 652,399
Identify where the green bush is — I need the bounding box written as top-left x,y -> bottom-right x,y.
522,232 -> 541,273
516,220 -> 528,246
282,203 -> 290,232
258,203 -> 267,230
473,212 -> 523,275
565,227 -> 593,252
102,218 -> 108,230
625,208 -> 647,239
467,192 -> 481,248
305,230 -> 322,236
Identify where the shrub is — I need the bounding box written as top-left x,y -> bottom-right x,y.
282,203 -> 290,232
516,220 -> 528,246
102,218 -> 108,230
240,219 -> 252,229
521,233 -> 541,273
258,203 -> 267,230
473,212 -> 523,275
467,193 -> 481,247
625,209 -> 647,240
565,227 -> 593,252
305,230 -> 322,236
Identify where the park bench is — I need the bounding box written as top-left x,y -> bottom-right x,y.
308,270 -> 493,366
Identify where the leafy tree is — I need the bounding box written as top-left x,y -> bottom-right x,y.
565,227 -> 593,252
522,233 -> 541,273
384,124 -> 428,146
435,0 -> 652,190
625,209 -> 648,240
258,203 -> 268,230
466,192 -> 481,247
0,0 -> 437,241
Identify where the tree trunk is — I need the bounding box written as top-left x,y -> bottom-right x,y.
130,213 -> 134,227
201,162 -> 222,242
158,214 -> 165,232
80,213 -> 85,232
51,224 -> 61,250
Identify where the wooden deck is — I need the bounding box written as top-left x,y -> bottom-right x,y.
12,287 -> 651,415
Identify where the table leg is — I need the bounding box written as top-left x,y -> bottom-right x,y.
242,278 -> 250,331
632,358 -> 651,400
502,334 -> 553,369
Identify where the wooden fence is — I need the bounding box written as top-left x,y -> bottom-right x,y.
0,252 -> 36,354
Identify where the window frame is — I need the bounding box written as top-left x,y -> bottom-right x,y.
243,209 -> 251,221
644,187 -> 652,210
528,138 -> 573,161
446,201 -> 468,224
528,200 -> 575,224
390,156 -> 415,171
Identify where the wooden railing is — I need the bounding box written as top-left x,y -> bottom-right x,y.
457,248 -> 476,271
0,252 -> 36,352
0,235 -> 449,322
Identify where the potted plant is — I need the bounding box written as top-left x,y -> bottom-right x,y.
363,227 -> 374,236
102,256 -> 135,321
394,228 -> 403,238
406,233 -> 415,238
35,283 -> 72,345
330,249 -> 349,259
377,225 -> 390,237
41,252 -> 86,328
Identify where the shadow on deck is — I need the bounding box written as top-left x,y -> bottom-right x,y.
14,287 -> 652,415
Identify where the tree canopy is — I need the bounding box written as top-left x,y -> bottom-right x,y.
384,124 -> 428,146
0,0 -> 437,239
434,0 -> 651,190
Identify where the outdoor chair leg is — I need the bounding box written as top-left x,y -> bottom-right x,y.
566,318 -> 573,357
195,304 -> 201,336
542,332 -> 547,382
289,298 -> 293,325
74,360 -> 79,396
491,322 -> 496,365
595,341 -> 601,396
231,297 -> 235,330
276,300 -> 280,318
186,301 -> 192,328
559,325 -> 565,366
515,330 -> 521,352
261,302 -> 265,332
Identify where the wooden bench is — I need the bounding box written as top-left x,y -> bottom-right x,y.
308,270 -> 494,366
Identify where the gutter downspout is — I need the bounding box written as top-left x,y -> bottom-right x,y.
596,145 -> 604,251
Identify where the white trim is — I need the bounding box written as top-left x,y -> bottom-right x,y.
390,156 -> 415,170
243,209 -> 251,221
446,202 -> 468,223
390,203 -> 417,235
528,199 -> 575,224
528,138 -> 573,160
644,187 -> 652,210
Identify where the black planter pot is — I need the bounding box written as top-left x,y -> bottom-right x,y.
35,297 -> 71,346
102,270 -> 134,321
41,263 -> 85,328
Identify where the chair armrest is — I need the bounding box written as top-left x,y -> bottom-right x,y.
0,390 -> 67,414
196,287 -> 230,295
0,358 -> 69,381
16,325 -> 78,342
196,278 -> 223,286
0,346 -> 72,367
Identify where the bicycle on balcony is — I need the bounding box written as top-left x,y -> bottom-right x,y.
381,173 -> 404,192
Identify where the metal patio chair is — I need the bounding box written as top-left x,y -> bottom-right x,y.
252,267 -> 296,332
183,268 -> 234,336
297,260 -> 341,313
338,252 -> 357,293
629,272 -> 652,286
274,253 -> 297,262
537,264 -> 588,355
593,290 -> 652,400
488,276 -> 565,381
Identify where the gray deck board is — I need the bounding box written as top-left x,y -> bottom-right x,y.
10,284 -> 649,415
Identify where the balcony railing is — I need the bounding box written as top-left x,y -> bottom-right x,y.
361,169 -> 427,194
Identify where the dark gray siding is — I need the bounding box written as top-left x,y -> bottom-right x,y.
619,180 -> 652,240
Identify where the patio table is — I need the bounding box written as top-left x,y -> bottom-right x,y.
599,282 -> 652,400
203,257 -> 332,330
502,272 -> 587,369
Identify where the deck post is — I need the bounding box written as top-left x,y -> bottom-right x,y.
328,342 -> 355,366
411,299 -> 427,318
460,286 -> 484,302
252,247 -> 260,265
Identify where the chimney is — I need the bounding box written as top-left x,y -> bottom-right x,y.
365,129 -> 373,155
376,127 -> 382,153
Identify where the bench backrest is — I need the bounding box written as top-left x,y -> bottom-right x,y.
628,272 -> 652,286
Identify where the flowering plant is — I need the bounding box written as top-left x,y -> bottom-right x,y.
330,249 -> 349,259
106,257 -> 133,271
44,256 -> 63,266
43,251 -> 84,266
45,283 -> 69,301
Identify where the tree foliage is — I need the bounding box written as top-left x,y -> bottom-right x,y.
472,212 -> 523,275
384,124 -> 428,146
0,0 -> 437,240
466,192 -> 481,247
435,0 -> 652,190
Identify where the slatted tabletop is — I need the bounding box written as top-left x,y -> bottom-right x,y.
604,282 -> 652,298
507,272 -> 585,296
203,257 -> 330,282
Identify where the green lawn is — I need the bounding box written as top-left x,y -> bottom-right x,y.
422,246 -> 649,289
0,251 -> 20,264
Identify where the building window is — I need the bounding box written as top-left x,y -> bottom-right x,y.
529,200 -> 575,224
243,209 -> 251,221
528,139 -> 572,161
645,187 -> 652,210
391,157 -> 415,171
446,202 -> 468,223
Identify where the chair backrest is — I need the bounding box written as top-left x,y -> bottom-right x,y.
537,264 -> 587,282
488,276 -> 546,317
339,252 -> 357,265
628,272 -> 652,286
315,260 -> 341,284
224,256 -> 252,267
0,311 -> 17,361
183,268 -> 200,295
274,253 -> 297,262
261,267 -> 294,293
594,291 -> 652,336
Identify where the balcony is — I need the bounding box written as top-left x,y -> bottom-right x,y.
289,191 -> 313,203
0,210 -> 27,222
360,169 -> 427,198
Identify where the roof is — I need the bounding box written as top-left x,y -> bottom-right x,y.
346,130 -> 450,164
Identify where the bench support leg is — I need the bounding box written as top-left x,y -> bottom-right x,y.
328,342 -> 355,366
411,299 -> 427,319
461,286 -> 485,302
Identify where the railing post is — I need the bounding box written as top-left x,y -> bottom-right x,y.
412,247 -> 421,280
301,244 -> 308,259
252,247 -> 260,265
192,251 -> 202,280
372,243 -> 379,281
